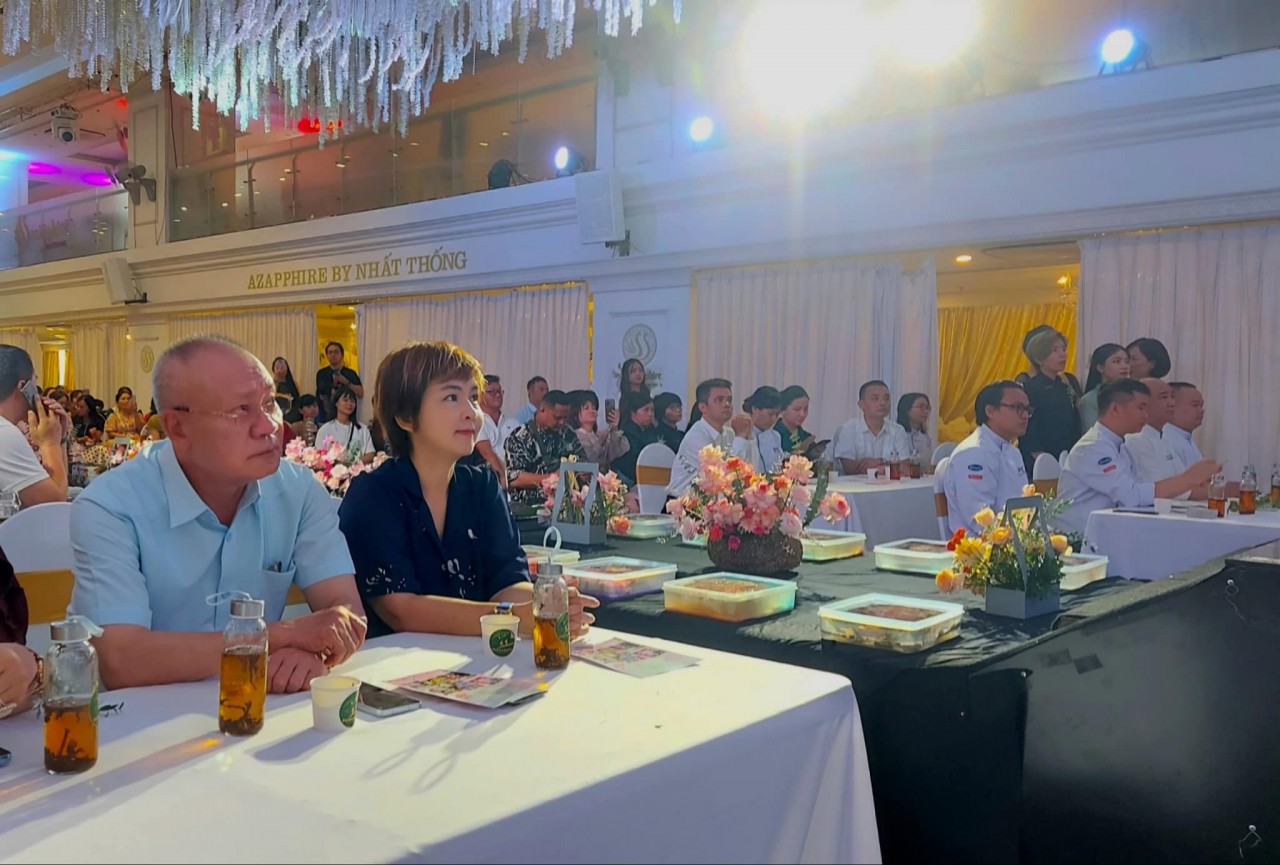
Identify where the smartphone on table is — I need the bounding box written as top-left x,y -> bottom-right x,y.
357,683 -> 420,718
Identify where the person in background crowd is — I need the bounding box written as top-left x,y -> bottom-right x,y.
611,390 -> 661,487
897,392 -> 933,463
479,374 -> 520,457
143,399 -> 166,441
619,358 -> 649,397
0,546 -> 41,721
47,388 -> 70,413
833,380 -> 911,476
1077,343 -> 1131,430
315,341 -> 363,422
569,389 -> 625,468
289,394 -> 321,444
315,385 -> 375,462
69,335 -> 367,693
104,386 -> 145,437
1056,380 -> 1219,536
1165,382 -> 1206,466
743,386 -> 785,474
652,392 -> 685,452
504,389 -> 586,505
667,378 -> 751,498
774,385 -> 822,459
1016,327 -> 1082,475
271,356 -> 301,414
0,344 -> 70,507
368,417 -> 389,455
71,391 -> 106,440
515,376 -> 548,425
1124,378 -> 1193,495
338,341 -> 597,640
942,380 -> 1031,534
1126,337 -> 1172,380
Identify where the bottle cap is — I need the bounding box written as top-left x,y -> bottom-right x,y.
50,615 -> 103,642
543,561 -> 563,577
230,598 -> 266,619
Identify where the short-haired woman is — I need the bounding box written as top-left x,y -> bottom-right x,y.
337,341 -> 597,639
568,389 -> 626,468
896,392 -> 932,463
1126,337 -> 1171,379
1015,326 -> 1082,475
610,389 -> 661,487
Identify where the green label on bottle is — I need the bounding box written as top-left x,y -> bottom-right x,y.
339,692 -> 357,728
89,687 -> 100,724
555,612 -> 570,643
489,628 -> 515,657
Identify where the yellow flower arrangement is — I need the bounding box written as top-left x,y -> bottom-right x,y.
936,495 -> 1068,599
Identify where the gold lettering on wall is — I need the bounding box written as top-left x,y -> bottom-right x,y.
246,248 -> 468,291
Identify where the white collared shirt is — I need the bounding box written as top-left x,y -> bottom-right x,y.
1056,422 -> 1156,536
515,402 -> 537,425
1125,424 -> 1187,489
832,416 -> 912,467
746,426 -> 786,475
942,425 -> 1029,534
1163,423 -> 1204,468
667,418 -> 750,498
480,412 -> 520,454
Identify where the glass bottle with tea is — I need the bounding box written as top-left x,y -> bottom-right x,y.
1239,465 -> 1258,516
887,446 -> 902,481
44,616 -> 102,775
532,561 -> 571,670
1271,462 -> 1280,508
219,597 -> 268,736
1207,472 -> 1227,518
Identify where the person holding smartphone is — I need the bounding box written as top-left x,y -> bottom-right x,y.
0,345 -> 71,508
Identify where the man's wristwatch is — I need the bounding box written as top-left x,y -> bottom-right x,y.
494,602 -> 514,615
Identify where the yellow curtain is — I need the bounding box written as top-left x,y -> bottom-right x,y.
937,303 -> 1076,443
41,347 -> 62,389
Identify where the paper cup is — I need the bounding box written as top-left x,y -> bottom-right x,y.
866,468 -> 879,481
480,614 -> 520,659
310,675 -> 360,732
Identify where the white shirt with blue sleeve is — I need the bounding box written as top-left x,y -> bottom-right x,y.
1055,423 -> 1156,537
942,424 -> 1029,534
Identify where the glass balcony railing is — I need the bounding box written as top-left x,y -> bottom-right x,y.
0,188 -> 128,271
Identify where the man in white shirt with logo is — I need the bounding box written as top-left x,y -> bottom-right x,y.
477,374 -> 518,484
0,344 -> 71,508
1056,380 -> 1219,537
1165,382 -> 1205,467
1124,378 -> 1201,499
667,378 -> 752,498
942,380 -> 1031,533
833,380 -> 912,476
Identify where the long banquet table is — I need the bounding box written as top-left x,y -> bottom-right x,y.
0,630 -> 881,865
812,475 -> 940,548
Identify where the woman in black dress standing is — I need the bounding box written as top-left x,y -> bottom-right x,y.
1015,326 -> 1082,475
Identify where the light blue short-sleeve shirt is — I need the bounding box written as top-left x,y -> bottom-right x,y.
70,441 -> 355,632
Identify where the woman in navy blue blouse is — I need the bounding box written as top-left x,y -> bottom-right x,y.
338,341 -> 598,640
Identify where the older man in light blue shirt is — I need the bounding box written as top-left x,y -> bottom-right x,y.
71,336 -> 368,694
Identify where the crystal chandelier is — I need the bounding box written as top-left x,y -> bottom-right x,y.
2,0 -> 679,137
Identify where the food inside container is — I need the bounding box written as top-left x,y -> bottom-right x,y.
614,514 -> 678,538
1059,553 -> 1109,591
662,573 -> 797,622
562,557 -> 678,600
801,530 -> 866,561
820,593 -> 964,653
873,538 -> 955,575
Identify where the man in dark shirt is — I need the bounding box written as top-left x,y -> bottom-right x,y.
503,390 -> 586,505
315,341 -> 363,421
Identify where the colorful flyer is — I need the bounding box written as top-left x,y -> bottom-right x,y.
572,638 -> 700,678
387,670 -> 545,709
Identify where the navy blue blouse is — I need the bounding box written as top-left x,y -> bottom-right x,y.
338,458 -> 530,638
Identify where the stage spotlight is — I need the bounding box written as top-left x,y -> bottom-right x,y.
488,159 -> 515,189
885,0 -> 978,69
689,116 -> 714,143
554,146 -> 587,176
1099,28 -> 1151,74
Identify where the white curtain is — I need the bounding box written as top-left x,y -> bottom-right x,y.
67,321 -> 130,400
1081,227 -> 1280,476
357,284 -> 590,417
693,258 -> 939,442
0,327 -> 42,376
169,308 -> 319,393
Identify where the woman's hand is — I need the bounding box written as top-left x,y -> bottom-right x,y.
606,409 -> 620,430
0,644 -> 38,715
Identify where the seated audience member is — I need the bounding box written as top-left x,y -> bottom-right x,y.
315,341 -> 363,422
668,378 -> 752,498
652,392 -> 685,453
833,380 -> 912,475
896,392 -> 933,462
0,546 -> 41,721
314,386 -> 375,461
1165,382 -> 1205,466
942,381 -> 1031,534
70,391 -> 106,440
619,357 -> 650,399
338,342 -> 597,640
104,386 -> 146,438
479,375 -> 520,454
69,336 -> 368,693
504,389 -> 586,505
0,344 -> 70,507
143,400 -> 166,441
743,386 -> 785,473
47,388 -> 70,413
1125,378 -> 1198,497
515,376 -> 549,425
569,389 -> 626,467
612,390 -> 662,487
1056,380 -> 1219,536
1016,327 -> 1082,475
289,394 -> 321,442
1126,337 -> 1172,380
1077,343 -> 1130,430
774,385 -> 816,456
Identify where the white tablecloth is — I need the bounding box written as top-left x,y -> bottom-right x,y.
1084,503 -> 1280,581
0,629 -> 881,864
815,476 -> 939,548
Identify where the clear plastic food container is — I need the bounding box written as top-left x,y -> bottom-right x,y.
662,573 -> 797,622
521,545 -> 581,565
562,557 -> 678,600
613,514 -> 678,539
819,593 -> 964,653
801,530 -> 867,562
1059,553 -> 1109,591
873,538 -> 953,574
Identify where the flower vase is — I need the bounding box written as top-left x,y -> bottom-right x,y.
984,585 -> 1061,620
550,460 -> 606,546
707,533 -> 803,576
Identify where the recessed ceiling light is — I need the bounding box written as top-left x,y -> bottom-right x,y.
278,176 -> 286,181
234,192 -> 242,198
409,141 -> 419,146
335,161 -> 345,168
221,202 -> 229,207
501,131 -> 509,137
284,168 -> 293,173
954,254 -> 973,264
180,205 -> 188,212
478,141 -> 489,147
1057,275 -> 1069,285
